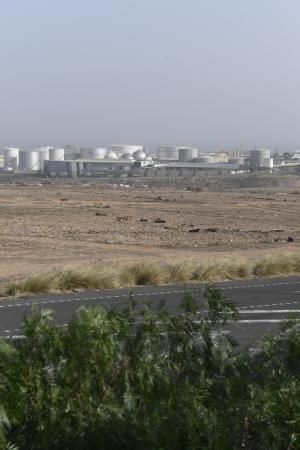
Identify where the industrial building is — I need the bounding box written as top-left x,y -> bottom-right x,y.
44,159 -> 138,178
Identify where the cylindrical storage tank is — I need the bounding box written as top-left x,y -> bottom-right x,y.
263,158 -> 273,169
19,151 -> 41,171
34,146 -> 52,152
79,148 -> 93,159
178,147 -> 193,162
133,150 -> 146,160
38,148 -> 50,172
249,149 -> 271,171
64,151 -> 78,160
64,145 -> 78,160
49,148 -> 65,161
191,148 -> 198,159
91,148 -> 106,159
157,146 -> 179,160
3,147 -> 19,170
36,147 -> 50,162
195,156 -> 214,164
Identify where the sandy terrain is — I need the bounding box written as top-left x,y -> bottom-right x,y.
0,182 -> 300,277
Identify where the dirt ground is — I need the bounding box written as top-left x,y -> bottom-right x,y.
1,182 -> 300,277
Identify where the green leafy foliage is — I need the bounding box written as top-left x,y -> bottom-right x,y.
0,287 -> 298,449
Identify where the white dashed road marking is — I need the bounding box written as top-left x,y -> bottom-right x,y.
220,281 -> 300,290
0,293 -> 299,310
1,278 -> 300,337
239,309 -> 300,314
235,319 -> 292,324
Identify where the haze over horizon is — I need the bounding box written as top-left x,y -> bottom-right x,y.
1,0 -> 300,151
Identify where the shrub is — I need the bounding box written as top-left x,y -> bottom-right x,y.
0,287 -> 299,449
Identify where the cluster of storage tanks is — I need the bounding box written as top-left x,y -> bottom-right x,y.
156,146 -> 232,164
2,145 -> 274,173
2,145 -> 148,172
156,146 -> 200,161
155,146 -> 274,170
3,147 -> 65,171
78,145 -> 148,161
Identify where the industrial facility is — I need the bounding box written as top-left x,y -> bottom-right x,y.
0,144 -> 294,179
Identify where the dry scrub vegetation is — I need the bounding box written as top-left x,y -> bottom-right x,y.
5,253 -> 300,295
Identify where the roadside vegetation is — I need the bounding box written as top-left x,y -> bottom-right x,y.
5,253 -> 300,296
0,286 -> 299,449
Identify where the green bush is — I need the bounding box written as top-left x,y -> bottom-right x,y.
0,287 -> 299,449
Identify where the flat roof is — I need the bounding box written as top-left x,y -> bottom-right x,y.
156,162 -> 241,169
46,159 -> 136,164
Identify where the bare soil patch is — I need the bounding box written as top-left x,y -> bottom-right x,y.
1,183 -> 300,277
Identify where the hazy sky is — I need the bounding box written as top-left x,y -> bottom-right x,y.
1,0 -> 300,150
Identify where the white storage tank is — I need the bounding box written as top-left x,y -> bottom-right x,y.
249,149 -> 271,171
37,148 -> 50,172
157,146 -> 179,160
79,147 -> 107,159
178,147 -> 197,162
65,151 -> 78,160
64,145 -> 78,160
105,151 -> 119,160
19,151 -> 41,171
92,148 -> 106,159
34,146 -> 52,152
133,150 -> 146,161
3,147 -> 19,170
263,158 -> 273,169
34,146 -> 52,162
79,148 -> 93,159
49,148 -> 65,161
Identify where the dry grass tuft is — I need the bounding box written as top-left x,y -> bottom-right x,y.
118,270 -> 136,288
6,272 -> 59,295
5,267 -> 121,295
165,262 -> 195,283
5,253 -> 300,296
252,254 -> 300,277
126,262 -> 167,285
56,268 -> 121,291
193,258 -> 252,282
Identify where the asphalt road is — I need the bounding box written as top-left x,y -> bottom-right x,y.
0,276 -> 299,348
